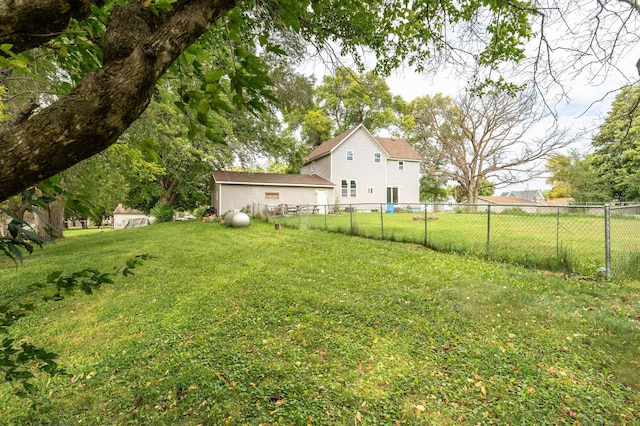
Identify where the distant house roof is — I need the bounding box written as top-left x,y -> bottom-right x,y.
304,123 -> 422,163
539,197 -> 574,206
476,196 -> 538,205
211,171 -> 334,187
113,204 -> 145,215
499,190 -> 544,202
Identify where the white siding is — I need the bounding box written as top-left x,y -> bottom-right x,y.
330,127 -> 387,205
302,156 -> 331,181
386,159 -> 420,204
217,184 -> 333,214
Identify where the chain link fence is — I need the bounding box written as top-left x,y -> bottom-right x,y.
259,202 -> 640,280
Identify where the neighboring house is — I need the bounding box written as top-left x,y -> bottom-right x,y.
468,196 -> 541,213
500,189 -> 545,202
300,124 -> 422,206
466,196 -> 578,213
113,204 -> 154,229
210,171 -> 334,214
211,124 -> 423,213
539,197 -> 574,206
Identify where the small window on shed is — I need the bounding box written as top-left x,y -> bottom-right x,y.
374,152 -> 381,163
346,150 -> 354,161
265,192 -> 280,200
398,160 -> 404,170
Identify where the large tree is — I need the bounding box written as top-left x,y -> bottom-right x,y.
314,66 -> 400,135
405,89 -> 572,204
545,152 -> 609,202
0,0 -> 543,201
2,0 -> 639,203
590,83 -> 640,201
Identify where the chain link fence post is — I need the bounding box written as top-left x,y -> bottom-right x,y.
349,204 -> 353,235
486,204 -> 491,255
380,203 -> 384,239
423,203 -> 428,247
605,204 -> 611,279
556,206 -> 560,260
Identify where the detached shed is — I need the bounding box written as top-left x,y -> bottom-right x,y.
211,171 -> 335,215
113,204 -> 154,229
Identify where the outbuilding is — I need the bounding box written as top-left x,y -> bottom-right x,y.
210,171 -> 335,215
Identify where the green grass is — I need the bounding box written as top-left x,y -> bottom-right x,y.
0,221 -> 639,424
278,210 -> 640,278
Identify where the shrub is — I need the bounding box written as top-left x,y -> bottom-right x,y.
150,202 -> 174,223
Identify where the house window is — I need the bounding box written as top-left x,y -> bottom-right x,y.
341,180 -> 348,197
374,152 -> 381,163
265,192 -> 280,199
350,180 -> 357,197
367,187 -> 374,194
346,150 -> 354,161
310,161 -> 315,173
398,160 -> 404,170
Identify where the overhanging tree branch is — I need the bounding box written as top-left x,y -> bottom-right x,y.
0,0 -> 103,54
0,0 -> 241,200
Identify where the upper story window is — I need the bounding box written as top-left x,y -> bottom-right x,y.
346,150 -> 354,161
398,160 -> 404,170
374,152 -> 381,163
310,161 -> 316,173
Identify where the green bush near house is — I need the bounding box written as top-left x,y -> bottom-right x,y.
150,201 -> 174,223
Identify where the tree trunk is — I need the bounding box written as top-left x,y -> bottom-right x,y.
0,0 -> 241,201
34,196 -> 65,238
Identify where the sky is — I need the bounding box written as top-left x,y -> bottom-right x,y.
304,3 -> 640,193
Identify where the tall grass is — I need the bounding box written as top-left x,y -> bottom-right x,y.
0,221 -> 638,424
273,210 -> 635,277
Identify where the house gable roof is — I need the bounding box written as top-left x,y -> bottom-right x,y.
113,204 -> 145,215
305,125 -> 362,163
499,189 -> 544,202
304,124 -> 421,164
375,136 -> 422,161
212,171 -> 334,187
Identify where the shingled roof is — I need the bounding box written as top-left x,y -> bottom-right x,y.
375,136 -> 422,161
211,171 -> 334,187
305,124 -> 422,163
113,204 -> 146,215
305,127 -> 356,162
476,196 -> 538,205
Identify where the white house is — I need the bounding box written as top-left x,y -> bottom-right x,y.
211,124 -> 422,213
300,124 -> 422,206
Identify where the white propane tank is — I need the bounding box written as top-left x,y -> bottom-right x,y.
230,212 -> 250,227
223,211 -> 236,226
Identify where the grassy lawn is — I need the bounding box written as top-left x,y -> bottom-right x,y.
280,210 -> 640,278
0,220 -> 639,424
